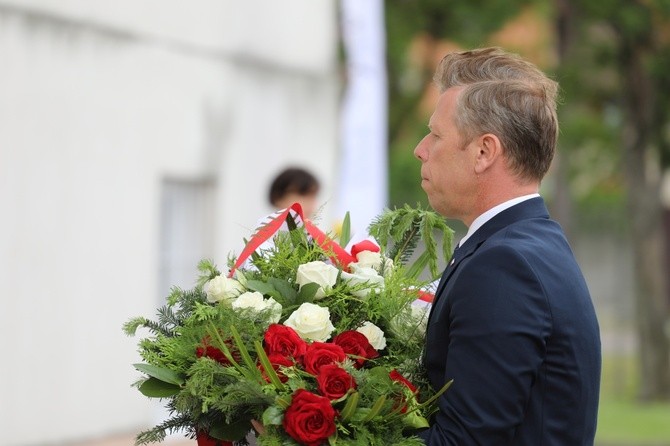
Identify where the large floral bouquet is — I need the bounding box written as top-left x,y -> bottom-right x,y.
124,204 -> 453,446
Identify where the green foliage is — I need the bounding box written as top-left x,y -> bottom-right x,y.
427,0 -> 534,45
126,210 -> 455,444
340,211 -> 352,247
138,377 -> 181,398
135,413 -> 194,445
368,204 -> 453,281
134,363 -> 185,385
196,259 -> 221,287
556,0 -> 670,403
557,0 -> 670,186
248,232 -> 322,289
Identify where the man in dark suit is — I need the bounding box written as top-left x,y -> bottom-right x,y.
414,47 -> 601,445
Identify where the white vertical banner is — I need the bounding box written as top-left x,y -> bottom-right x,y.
337,0 -> 388,242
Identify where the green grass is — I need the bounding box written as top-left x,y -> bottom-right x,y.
597,398 -> 670,445
596,354 -> 670,445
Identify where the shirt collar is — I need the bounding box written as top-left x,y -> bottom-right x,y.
458,193 -> 540,247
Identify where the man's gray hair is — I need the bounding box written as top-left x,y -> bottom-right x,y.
434,47 -> 559,181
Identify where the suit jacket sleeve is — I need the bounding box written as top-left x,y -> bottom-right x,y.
419,243 -> 552,445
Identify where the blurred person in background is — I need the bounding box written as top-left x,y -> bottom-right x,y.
413,47 -> 601,445
268,166 -> 320,218
243,167 -> 322,264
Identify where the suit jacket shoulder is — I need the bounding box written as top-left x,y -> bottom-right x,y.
420,197 -> 601,446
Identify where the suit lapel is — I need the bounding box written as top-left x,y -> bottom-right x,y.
430,197 -> 550,308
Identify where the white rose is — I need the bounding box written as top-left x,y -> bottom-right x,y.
355,250 -> 383,269
295,261 -> 339,299
341,265 -> 385,298
232,291 -> 282,323
354,251 -> 394,276
284,302 -> 335,342
356,321 -> 387,350
204,275 -> 245,304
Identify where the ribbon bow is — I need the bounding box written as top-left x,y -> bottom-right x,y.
229,203 -> 356,277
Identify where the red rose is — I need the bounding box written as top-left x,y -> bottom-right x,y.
389,369 -> 417,393
302,342 -> 347,375
389,369 -> 418,413
316,364 -> 357,400
264,324 -> 308,360
196,430 -> 233,446
332,330 -> 379,368
258,353 -> 294,383
196,335 -> 239,366
283,389 -> 337,446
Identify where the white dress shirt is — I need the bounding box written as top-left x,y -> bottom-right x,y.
457,193 -> 540,248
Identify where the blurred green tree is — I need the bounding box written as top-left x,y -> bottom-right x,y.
385,0 -> 670,400
548,0 -> 670,401
559,0 -> 670,400
385,0 -> 534,209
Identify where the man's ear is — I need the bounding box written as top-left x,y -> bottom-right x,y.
473,133 -> 502,174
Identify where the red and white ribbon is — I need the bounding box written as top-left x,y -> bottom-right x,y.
229,203 -> 356,277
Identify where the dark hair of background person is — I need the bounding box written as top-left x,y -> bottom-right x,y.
268,167 -> 320,207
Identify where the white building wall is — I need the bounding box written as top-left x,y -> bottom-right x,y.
0,2 -> 338,444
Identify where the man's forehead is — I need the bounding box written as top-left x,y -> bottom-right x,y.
430,88 -> 462,127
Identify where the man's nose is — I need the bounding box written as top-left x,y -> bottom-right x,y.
414,137 -> 427,161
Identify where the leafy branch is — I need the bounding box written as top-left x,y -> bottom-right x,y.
368,204 -> 453,280
135,413 -> 193,445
